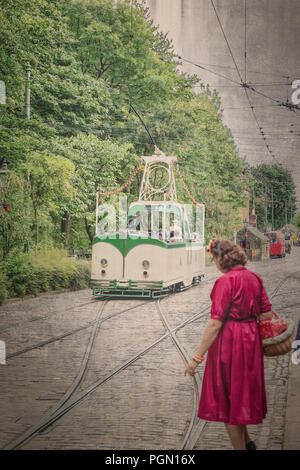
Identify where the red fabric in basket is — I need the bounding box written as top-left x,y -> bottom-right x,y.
259,318 -> 288,339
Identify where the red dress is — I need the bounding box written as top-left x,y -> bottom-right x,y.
197,266 -> 272,425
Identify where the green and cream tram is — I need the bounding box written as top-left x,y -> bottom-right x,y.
90,149 -> 205,298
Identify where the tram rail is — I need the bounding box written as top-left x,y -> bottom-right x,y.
3,267 -> 300,450
155,300 -> 206,450
0,299 -> 99,334
3,300 -> 210,450
6,300 -> 152,360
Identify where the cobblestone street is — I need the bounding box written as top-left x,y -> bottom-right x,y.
0,249 -> 300,450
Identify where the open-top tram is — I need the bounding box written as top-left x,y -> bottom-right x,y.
90,148 -> 205,298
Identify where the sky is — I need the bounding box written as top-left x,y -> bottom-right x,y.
144,0 -> 300,206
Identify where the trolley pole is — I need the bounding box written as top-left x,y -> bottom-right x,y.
25,62 -> 31,120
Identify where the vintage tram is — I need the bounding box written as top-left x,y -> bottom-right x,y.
90,149 -> 205,298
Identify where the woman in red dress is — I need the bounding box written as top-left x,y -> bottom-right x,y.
184,239 -> 272,450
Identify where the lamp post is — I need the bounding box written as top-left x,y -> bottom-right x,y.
0,159 -> 10,204
25,62 -> 31,120
0,159 -> 10,259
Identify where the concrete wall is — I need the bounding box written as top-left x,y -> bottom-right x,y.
144,0 -> 300,206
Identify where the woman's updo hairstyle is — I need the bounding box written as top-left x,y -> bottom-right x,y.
210,239 -> 247,271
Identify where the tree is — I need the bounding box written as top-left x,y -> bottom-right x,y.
0,171 -> 31,259
249,164 -> 297,230
52,134 -> 140,243
0,0 -> 250,253
22,152 -> 75,252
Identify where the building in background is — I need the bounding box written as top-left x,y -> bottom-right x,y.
236,207 -> 270,261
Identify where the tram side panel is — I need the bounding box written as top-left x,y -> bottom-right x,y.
91,241 -> 123,285
124,242 -> 205,288
124,243 -> 169,284
179,243 -> 205,286
191,245 -> 205,278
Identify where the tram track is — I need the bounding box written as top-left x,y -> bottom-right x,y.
0,299 -> 99,334
4,267 -> 300,450
5,300 -> 152,360
4,276 -> 214,361
0,273 -> 216,335
268,269 -> 300,300
3,300 -> 210,450
155,300 -> 206,450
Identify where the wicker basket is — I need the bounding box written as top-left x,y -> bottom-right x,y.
263,318 -> 297,357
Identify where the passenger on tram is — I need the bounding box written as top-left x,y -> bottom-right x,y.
157,228 -> 168,241
169,219 -> 183,243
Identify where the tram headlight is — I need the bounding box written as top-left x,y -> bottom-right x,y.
142,260 -> 150,269
101,258 -> 108,267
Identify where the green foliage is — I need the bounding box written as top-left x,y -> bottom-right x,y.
0,264 -> 9,304
0,0 -> 248,255
0,170 -> 31,258
1,0 -> 296,301
3,251 -> 34,297
2,249 -> 91,299
248,164 -> 297,231
292,212 -> 300,231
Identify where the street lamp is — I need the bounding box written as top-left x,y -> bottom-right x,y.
242,218 -> 248,250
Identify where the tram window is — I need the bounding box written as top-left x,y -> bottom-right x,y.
127,214 -> 138,229
170,212 -> 175,227
128,212 -> 143,231
159,211 -> 163,230
147,211 -> 152,235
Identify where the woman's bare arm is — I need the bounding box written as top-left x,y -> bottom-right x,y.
184,319 -> 222,376
194,318 -> 223,357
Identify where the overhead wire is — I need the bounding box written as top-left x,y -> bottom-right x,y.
181,60 -> 288,79
244,0 -> 247,83
177,56 -> 241,86
209,0 -> 282,166
179,3 -> 300,118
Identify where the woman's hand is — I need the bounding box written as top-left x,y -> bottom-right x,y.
258,310 -> 273,321
184,360 -> 198,377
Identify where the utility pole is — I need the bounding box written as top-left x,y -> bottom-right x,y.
271,187 -> 274,231
285,199 -> 287,226
25,62 -> 31,120
265,183 -> 268,231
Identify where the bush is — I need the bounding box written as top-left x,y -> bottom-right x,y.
0,265 -> 9,305
2,249 -> 91,300
4,251 -> 34,297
